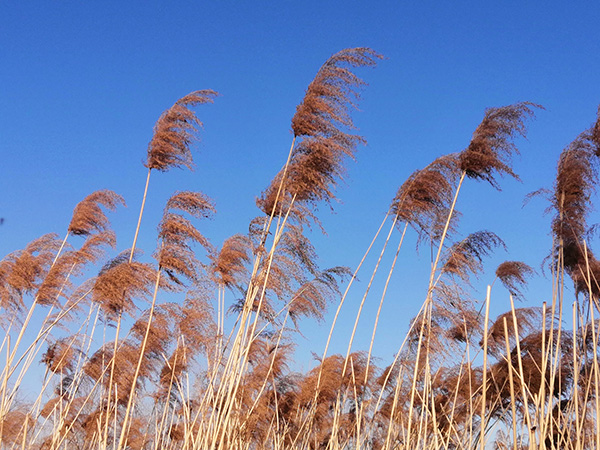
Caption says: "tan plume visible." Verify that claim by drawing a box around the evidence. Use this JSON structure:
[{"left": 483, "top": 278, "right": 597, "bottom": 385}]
[{"left": 146, "top": 90, "right": 218, "bottom": 171}]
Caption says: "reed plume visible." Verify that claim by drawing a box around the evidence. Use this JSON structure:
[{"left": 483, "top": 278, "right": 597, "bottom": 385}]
[
  {"left": 92, "top": 251, "right": 155, "bottom": 319},
  {"left": 459, "top": 102, "right": 541, "bottom": 188},
  {"left": 130, "top": 307, "right": 174, "bottom": 359},
  {"left": 41, "top": 337, "right": 80, "bottom": 373},
  {"left": 441, "top": 231, "right": 506, "bottom": 282},
  {"left": 157, "top": 191, "right": 215, "bottom": 286},
  {"left": 495, "top": 260, "right": 535, "bottom": 300},
  {"left": 258, "top": 48, "right": 382, "bottom": 220},
  {"left": 551, "top": 125, "right": 600, "bottom": 297},
  {"left": 210, "top": 234, "right": 252, "bottom": 289},
  {"left": 485, "top": 307, "right": 546, "bottom": 355},
  {"left": 131, "top": 90, "right": 217, "bottom": 261},
  {"left": 1, "top": 408, "right": 32, "bottom": 446},
  {"left": 146, "top": 90, "right": 218, "bottom": 171},
  {"left": 175, "top": 291, "right": 217, "bottom": 356},
  {"left": 68, "top": 190, "right": 125, "bottom": 236},
  {"left": 0, "top": 234, "right": 61, "bottom": 314},
  {"left": 288, "top": 267, "right": 350, "bottom": 328},
  {"left": 390, "top": 154, "right": 461, "bottom": 240},
  {"left": 37, "top": 231, "right": 116, "bottom": 306}
]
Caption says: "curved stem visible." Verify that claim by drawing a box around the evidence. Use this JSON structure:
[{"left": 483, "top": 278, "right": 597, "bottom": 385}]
[
  {"left": 365, "top": 221, "right": 408, "bottom": 383},
  {"left": 342, "top": 215, "right": 398, "bottom": 377},
  {"left": 130, "top": 168, "right": 152, "bottom": 262},
  {"left": 117, "top": 265, "right": 162, "bottom": 450}
]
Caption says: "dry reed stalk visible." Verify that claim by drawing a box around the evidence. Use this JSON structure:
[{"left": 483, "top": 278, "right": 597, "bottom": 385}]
[
  {"left": 312, "top": 214, "right": 388, "bottom": 402},
  {"left": 479, "top": 286, "right": 492, "bottom": 450},
  {"left": 365, "top": 222, "right": 408, "bottom": 384},
  {"left": 342, "top": 215, "right": 398, "bottom": 376},
  {"left": 509, "top": 297, "right": 536, "bottom": 449}
]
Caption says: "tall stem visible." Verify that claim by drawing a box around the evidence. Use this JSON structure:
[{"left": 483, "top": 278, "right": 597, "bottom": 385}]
[
  {"left": 117, "top": 265, "right": 162, "bottom": 450},
  {"left": 342, "top": 215, "right": 398, "bottom": 377},
  {"left": 365, "top": 221, "right": 408, "bottom": 383},
  {"left": 130, "top": 168, "right": 152, "bottom": 262},
  {"left": 428, "top": 171, "right": 466, "bottom": 296}
]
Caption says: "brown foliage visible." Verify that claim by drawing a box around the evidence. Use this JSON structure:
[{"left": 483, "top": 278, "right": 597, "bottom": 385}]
[
  {"left": 495, "top": 260, "right": 535, "bottom": 300},
  {"left": 430, "top": 364, "right": 482, "bottom": 432},
  {"left": 92, "top": 252, "right": 155, "bottom": 319},
  {"left": 1, "top": 409, "right": 32, "bottom": 445},
  {"left": 125, "top": 417, "right": 151, "bottom": 450},
  {"left": 37, "top": 230, "right": 116, "bottom": 305},
  {"left": 441, "top": 231, "right": 505, "bottom": 282},
  {"left": 84, "top": 342, "right": 153, "bottom": 405},
  {"left": 485, "top": 307, "right": 547, "bottom": 355},
  {"left": 210, "top": 234, "right": 252, "bottom": 288},
  {"left": 176, "top": 291, "right": 217, "bottom": 356},
  {"left": 288, "top": 267, "right": 349, "bottom": 328},
  {"left": 391, "top": 154, "right": 460, "bottom": 240},
  {"left": 146, "top": 90, "right": 218, "bottom": 171},
  {"left": 130, "top": 306, "right": 174, "bottom": 359},
  {"left": 41, "top": 337, "right": 80, "bottom": 373},
  {"left": 157, "top": 342, "right": 189, "bottom": 397},
  {"left": 239, "top": 224, "right": 322, "bottom": 318},
  {"left": 258, "top": 48, "right": 381, "bottom": 220},
  {"left": 68, "top": 190, "right": 125, "bottom": 236},
  {"left": 0, "top": 234, "right": 60, "bottom": 313},
  {"left": 459, "top": 102, "right": 541, "bottom": 188},
  {"left": 487, "top": 329, "right": 572, "bottom": 414},
  {"left": 550, "top": 127, "right": 600, "bottom": 297},
  {"left": 157, "top": 191, "right": 215, "bottom": 286}
]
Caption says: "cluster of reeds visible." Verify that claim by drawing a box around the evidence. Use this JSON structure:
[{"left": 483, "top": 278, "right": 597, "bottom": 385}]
[{"left": 2, "top": 48, "right": 600, "bottom": 450}]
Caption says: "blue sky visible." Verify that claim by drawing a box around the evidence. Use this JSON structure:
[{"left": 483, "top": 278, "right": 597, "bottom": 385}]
[{"left": 2, "top": 1, "right": 600, "bottom": 372}]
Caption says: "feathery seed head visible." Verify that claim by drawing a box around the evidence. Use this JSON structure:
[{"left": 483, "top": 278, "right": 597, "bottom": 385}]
[
  {"left": 459, "top": 102, "right": 541, "bottom": 188},
  {"left": 146, "top": 90, "right": 218, "bottom": 171},
  {"left": 68, "top": 190, "right": 125, "bottom": 236}
]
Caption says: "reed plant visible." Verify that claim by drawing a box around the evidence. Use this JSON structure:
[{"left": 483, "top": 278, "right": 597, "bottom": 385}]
[{"left": 2, "top": 48, "right": 600, "bottom": 450}]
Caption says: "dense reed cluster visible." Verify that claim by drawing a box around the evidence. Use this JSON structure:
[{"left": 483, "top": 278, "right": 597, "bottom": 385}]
[{"left": 3, "top": 47, "right": 600, "bottom": 450}]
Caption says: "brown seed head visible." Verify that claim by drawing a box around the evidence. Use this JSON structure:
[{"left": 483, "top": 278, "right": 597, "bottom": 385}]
[
  {"left": 92, "top": 254, "right": 155, "bottom": 319},
  {"left": 495, "top": 261, "right": 535, "bottom": 300},
  {"left": 258, "top": 48, "right": 381, "bottom": 220},
  {"left": 210, "top": 234, "right": 252, "bottom": 288},
  {"left": 146, "top": 90, "right": 218, "bottom": 171},
  {"left": 459, "top": 102, "right": 541, "bottom": 188},
  {"left": 68, "top": 190, "right": 125, "bottom": 236},
  {"left": 391, "top": 154, "right": 460, "bottom": 240},
  {"left": 441, "top": 231, "right": 506, "bottom": 282}
]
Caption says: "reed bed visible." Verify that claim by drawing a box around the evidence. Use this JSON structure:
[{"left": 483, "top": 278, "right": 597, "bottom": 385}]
[{"left": 2, "top": 47, "right": 600, "bottom": 450}]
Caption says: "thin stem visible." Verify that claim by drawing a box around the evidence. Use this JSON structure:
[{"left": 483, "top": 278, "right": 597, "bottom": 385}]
[{"left": 130, "top": 168, "right": 152, "bottom": 262}]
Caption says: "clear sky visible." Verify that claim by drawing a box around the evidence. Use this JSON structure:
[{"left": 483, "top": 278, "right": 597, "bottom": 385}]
[{"left": 2, "top": 1, "right": 600, "bottom": 373}]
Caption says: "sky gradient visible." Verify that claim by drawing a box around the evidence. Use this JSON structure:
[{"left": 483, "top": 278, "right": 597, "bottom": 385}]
[{"left": 2, "top": 1, "right": 600, "bottom": 372}]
